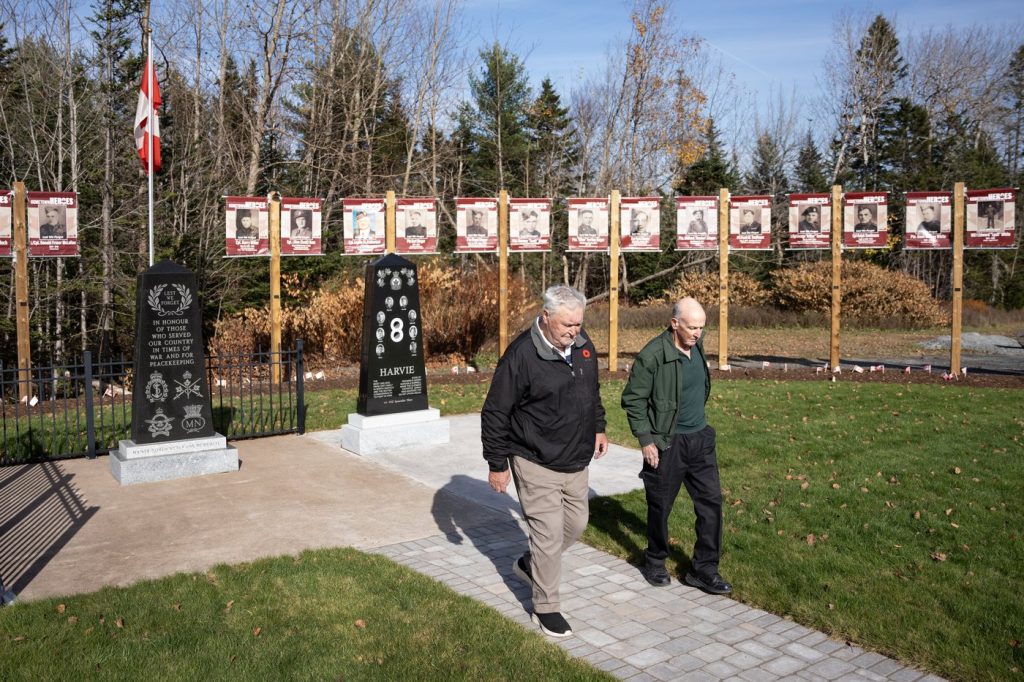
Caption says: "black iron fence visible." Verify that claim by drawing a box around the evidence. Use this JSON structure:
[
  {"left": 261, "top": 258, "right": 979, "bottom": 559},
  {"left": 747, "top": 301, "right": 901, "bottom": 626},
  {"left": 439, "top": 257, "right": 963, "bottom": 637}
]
[{"left": 0, "top": 341, "right": 305, "bottom": 465}]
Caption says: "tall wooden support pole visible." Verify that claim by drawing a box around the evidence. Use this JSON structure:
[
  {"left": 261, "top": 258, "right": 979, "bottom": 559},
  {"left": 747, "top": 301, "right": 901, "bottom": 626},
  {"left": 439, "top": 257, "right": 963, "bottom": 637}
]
[
  {"left": 609, "top": 190, "right": 621, "bottom": 372},
  {"left": 951, "top": 181, "right": 965, "bottom": 375},
  {"left": 717, "top": 188, "right": 729, "bottom": 368},
  {"left": 13, "top": 182, "right": 31, "bottom": 401},
  {"left": 830, "top": 185, "right": 842, "bottom": 370},
  {"left": 498, "top": 190, "right": 509, "bottom": 356},
  {"left": 385, "top": 190, "right": 396, "bottom": 254},
  {"left": 269, "top": 192, "right": 282, "bottom": 384}
]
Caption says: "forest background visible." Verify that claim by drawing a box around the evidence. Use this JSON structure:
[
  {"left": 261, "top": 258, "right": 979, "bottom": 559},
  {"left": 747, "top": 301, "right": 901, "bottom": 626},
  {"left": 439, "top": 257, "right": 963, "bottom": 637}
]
[{"left": 1, "top": 0, "right": 1023, "bottom": 367}]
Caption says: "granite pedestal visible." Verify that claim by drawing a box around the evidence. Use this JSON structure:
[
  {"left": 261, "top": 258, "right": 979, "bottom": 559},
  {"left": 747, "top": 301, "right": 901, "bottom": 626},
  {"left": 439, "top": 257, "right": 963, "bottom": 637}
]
[
  {"left": 110, "top": 434, "right": 239, "bottom": 485},
  {"left": 340, "top": 408, "right": 449, "bottom": 456}
]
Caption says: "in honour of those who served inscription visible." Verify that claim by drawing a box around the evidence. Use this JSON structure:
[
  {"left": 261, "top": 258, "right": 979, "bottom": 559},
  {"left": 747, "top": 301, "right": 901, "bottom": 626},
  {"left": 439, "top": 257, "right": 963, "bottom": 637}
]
[
  {"left": 357, "top": 253, "right": 429, "bottom": 416},
  {"left": 130, "top": 261, "right": 216, "bottom": 444}
]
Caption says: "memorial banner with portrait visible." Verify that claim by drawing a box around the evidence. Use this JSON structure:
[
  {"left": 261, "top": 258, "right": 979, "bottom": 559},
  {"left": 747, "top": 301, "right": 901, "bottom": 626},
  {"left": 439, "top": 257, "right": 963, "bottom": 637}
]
[
  {"left": 29, "top": 191, "right": 79, "bottom": 257},
  {"left": 281, "top": 197, "right": 322, "bottom": 256},
  {"left": 396, "top": 198, "right": 438, "bottom": 254},
  {"left": 729, "top": 195, "right": 771, "bottom": 250},
  {"left": 343, "top": 198, "right": 386, "bottom": 255},
  {"left": 455, "top": 197, "right": 498, "bottom": 252},
  {"left": 620, "top": 197, "right": 660, "bottom": 251},
  {"left": 966, "top": 188, "right": 1016, "bottom": 249},
  {"left": 787, "top": 194, "right": 830, "bottom": 250},
  {"left": 675, "top": 196, "right": 718, "bottom": 250},
  {"left": 567, "top": 197, "right": 609, "bottom": 251},
  {"left": 509, "top": 198, "right": 552, "bottom": 252},
  {"left": 843, "top": 191, "right": 888, "bottom": 249},
  {"left": 225, "top": 196, "right": 269, "bottom": 257},
  {"left": 904, "top": 192, "right": 951, "bottom": 250},
  {"left": 0, "top": 190, "right": 10, "bottom": 257}
]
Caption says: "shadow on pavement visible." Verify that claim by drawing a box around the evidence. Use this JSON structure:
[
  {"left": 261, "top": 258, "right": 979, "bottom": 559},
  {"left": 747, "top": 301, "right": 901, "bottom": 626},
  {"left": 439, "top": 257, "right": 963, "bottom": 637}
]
[
  {"left": 0, "top": 462, "right": 98, "bottom": 600},
  {"left": 431, "top": 475, "right": 532, "bottom": 609}
]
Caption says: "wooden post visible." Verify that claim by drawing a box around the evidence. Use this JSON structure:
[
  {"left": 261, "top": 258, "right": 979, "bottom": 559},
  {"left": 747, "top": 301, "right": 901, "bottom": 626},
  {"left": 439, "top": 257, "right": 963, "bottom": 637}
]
[
  {"left": 269, "top": 192, "right": 282, "bottom": 385},
  {"left": 385, "top": 190, "right": 396, "bottom": 254},
  {"left": 830, "top": 184, "right": 842, "bottom": 370},
  {"left": 13, "top": 182, "right": 31, "bottom": 401},
  {"left": 717, "top": 188, "right": 729, "bottom": 368},
  {"left": 609, "top": 190, "right": 620, "bottom": 372},
  {"left": 498, "top": 190, "right": 509, "bottom": 356},
  {"left": 951, "top": 181, "right": 965, "bottom": 375}
]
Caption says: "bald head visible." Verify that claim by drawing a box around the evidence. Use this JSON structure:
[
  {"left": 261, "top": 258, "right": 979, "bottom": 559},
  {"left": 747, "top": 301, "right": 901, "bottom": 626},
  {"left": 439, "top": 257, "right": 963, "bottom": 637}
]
[
  {"left": 672, "top": 297, "right": 705, "bottom": 322},
  {"left": 670, "top": 297, "right": 706, "bottom": 352}
]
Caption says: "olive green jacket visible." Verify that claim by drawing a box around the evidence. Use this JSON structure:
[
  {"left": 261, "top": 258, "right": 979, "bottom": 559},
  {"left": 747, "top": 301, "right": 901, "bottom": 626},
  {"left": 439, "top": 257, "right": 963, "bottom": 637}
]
[{"left": 620, "top": 329, "right": 711, "bottom": 451}]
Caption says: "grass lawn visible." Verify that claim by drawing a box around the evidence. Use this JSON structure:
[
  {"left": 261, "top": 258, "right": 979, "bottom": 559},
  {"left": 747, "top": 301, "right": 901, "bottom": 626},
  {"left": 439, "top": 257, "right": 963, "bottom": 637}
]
[
  {"left": 0, "top": 548, "right": 608, "bottom": 681},
  {"left": 590, "top": 379, "right": 1024, "bottom": 682},
  {"left": 3, "top": 380, "right": 1020, "bottom": 680},
  {"left": 310, "top": 379, "right": 1023, "bottom": 679}
]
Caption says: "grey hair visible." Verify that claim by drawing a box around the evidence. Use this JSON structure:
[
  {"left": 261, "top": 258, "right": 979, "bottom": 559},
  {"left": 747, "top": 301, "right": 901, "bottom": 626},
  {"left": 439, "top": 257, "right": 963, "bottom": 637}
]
[{"left": 542, "top": 285, "right": 586, "bottom": 314}]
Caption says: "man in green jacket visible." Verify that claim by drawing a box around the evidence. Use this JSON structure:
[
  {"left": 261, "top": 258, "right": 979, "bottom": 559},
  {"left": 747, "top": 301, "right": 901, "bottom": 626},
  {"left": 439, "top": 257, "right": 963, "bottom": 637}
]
[{"left": 621, "top": 297, "right": 732, "bottom": 595}]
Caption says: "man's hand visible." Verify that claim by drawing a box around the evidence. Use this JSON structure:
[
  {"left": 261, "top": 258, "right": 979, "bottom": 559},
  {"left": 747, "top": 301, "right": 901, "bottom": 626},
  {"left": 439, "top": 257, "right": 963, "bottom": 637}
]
[
  {"left": 642, "top": 443, "right": 660, "bottom": 469},
  {"left": 489, "top": 469, "right": 512, "bottom": 493},
  {"left": 594, "top": 433, "right": 609, "bottom": 459}
]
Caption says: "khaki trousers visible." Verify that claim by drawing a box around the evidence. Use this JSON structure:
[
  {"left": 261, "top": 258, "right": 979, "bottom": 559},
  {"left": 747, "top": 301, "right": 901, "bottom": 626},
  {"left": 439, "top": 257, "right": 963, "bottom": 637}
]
[{"left": 511, "top": 456, "right": 589, "bottom": 614}]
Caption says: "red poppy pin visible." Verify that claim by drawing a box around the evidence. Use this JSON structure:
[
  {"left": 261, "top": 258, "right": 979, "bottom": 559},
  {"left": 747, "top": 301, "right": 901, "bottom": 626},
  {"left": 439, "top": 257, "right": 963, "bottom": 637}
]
[{"left": 582, "top": 349, "right": 591, "bottom": 359}]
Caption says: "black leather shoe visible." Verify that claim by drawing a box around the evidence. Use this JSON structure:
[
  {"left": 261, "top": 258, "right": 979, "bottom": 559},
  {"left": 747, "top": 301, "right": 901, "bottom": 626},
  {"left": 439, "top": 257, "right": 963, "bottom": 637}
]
[
  {"left": 640, "top": 562, "right": 671, "bottom": 587},
  {"left": 684, "top": 571, "right": 733, "bottom": 595}
]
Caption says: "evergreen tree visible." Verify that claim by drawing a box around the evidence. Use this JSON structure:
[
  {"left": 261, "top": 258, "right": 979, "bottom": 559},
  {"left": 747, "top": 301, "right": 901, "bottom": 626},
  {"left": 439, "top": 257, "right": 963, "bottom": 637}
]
[
  {"left": 745, "top": 132, "right": 788, "bottom": 195},
  {"left": 794, "top": 130, "right": 828, "bottom": 192},
  {"left": 462, "top": 43, "right": 532, "bottom": 194},
  {"left": 847, "top": 15, "right": 906, "bottom": 190},
  {"left": 674, "top": 119, "right": 738, "bottom": 194},
  {"left": 1002, "top": 44, "right": 1024, "bottom": 181},
  {"left": 526, "top": 78, "right": 578, "bottom": 197}
]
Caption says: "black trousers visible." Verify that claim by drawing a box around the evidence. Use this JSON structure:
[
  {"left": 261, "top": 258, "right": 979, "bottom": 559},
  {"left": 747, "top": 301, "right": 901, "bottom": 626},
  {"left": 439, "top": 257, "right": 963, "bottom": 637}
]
[{"left": 641, "top": 425, "right": 723, "bottom": 576}]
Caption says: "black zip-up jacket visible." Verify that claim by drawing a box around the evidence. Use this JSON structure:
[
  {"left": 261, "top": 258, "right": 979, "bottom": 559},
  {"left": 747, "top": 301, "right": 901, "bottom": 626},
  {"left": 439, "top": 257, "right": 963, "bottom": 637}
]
[{"left": 481, "top": 321, "right": 606, "bottom": 473}]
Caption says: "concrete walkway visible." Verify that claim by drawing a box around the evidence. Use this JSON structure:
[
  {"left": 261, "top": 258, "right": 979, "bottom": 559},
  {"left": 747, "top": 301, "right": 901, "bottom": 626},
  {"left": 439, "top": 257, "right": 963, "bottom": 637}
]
[{"left": 1, "top": 415, "right": 942, "bottom": 681}]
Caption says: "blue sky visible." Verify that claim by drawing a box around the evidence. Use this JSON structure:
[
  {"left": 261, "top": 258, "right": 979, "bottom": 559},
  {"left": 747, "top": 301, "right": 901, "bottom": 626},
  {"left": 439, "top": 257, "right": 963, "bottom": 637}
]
[{"left": 461, "top": 0, "right": 1024, "bottom": 112}]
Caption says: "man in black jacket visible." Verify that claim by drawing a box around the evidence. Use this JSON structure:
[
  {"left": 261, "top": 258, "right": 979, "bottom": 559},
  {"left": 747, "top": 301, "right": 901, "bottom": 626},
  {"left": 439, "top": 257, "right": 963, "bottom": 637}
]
[{"left": 482, "top": 285, "right": 608, "bottom": 638}]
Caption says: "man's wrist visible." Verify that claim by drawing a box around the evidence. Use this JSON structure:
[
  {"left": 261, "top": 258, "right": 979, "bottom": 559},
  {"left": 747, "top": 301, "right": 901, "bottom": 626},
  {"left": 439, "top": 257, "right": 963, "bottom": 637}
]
[{"left": 487, "top": 460, "right": 509, "bottom": 473}]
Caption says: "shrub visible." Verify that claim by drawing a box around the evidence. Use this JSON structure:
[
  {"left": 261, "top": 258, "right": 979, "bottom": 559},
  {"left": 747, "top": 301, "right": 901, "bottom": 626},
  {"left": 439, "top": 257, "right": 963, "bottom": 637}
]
[
  {"left": 772, "top": 261, "right": 948, "bottom": 327},
  {"left": 209, "top": 263, "right": 530, "bottom": 363},
  {"left": 654, "top": 271, "right": 772, "bottom": 308}
]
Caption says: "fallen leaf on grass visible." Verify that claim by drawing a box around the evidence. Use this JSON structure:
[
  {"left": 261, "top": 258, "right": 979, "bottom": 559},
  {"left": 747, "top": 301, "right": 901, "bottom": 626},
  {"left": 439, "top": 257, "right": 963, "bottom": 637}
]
[
  {"left": 116, "top": 618, "right": 124, "bottom": 629},
  {"left": 831, "top": 483, "right": 840, "bottom": 489},
  {"left": 828, "top": 603, "right": 835, "bottom": 610},
  {"left": 953, "top": 467, "right": 962, "bottom": 474},
  {"left": 951, "top": 523, "right": 959, "bottom": 529},
  {"left": 806, "top": 534, "right": 816, "bottom": 546},
  {"left": 945, "top": 508, "right": 953, "bottom": 516},
  {"left": 1010, "top": 639, "right": 1022, "bottom": 649},
  {"left": 930, "top": 552, "right": 947, "bottom": 562},
  {"left": 860, "top": 487, "right": 869, "bottom": 493},
  {"left": 225, "top": 600, "right": 234, "bottom": 613},
  {"left": 354, "top": 619, "right": 366, "bottom": 629},
  {"left": 172, "top": 604, "right": 182, "bottom": 611},
  {"left": 57, "top": 604, "right": 66, "bottom": 614},
  {"left": 13, "top": 636, "right": 26, "bottom": 642},
  {"left": 252, "top": 627, "right": 262, "bottom": 637},
  {"left": 68, "top": 616, "right": 78, "bottom": 625},
  {"left": 800, "top": 481, "right": 809, "bottom": 490},
  {"left": 913, "top": 511, "right": 921, "bottom": 520}
]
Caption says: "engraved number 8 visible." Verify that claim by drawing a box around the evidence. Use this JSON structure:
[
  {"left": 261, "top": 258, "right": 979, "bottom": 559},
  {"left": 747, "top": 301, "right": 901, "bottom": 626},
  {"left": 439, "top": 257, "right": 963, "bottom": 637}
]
[{"left": 390, "top": 317, "right": 404, "bottom": 342}]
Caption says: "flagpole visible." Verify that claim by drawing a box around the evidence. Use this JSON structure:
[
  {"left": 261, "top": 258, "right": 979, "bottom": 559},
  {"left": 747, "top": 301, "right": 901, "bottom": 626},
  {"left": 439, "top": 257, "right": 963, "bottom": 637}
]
[{"left": 147, "top": 30, "right": 154, "bottom": 266}]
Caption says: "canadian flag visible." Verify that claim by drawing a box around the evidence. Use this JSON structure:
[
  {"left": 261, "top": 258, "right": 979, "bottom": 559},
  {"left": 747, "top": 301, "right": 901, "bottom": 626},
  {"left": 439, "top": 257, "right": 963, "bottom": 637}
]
[{"left": 134, "top": 54, "right": 162, "bottom": 174}]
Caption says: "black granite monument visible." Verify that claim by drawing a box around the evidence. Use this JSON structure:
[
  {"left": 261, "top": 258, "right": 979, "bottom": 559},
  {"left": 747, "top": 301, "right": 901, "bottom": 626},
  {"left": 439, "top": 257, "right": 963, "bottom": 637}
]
[
  {"left": 131, "top": 261, "right": 216, "bottom": 444},
  {"left": 357, "top": 254, "right": 429, "bottom": 415}
]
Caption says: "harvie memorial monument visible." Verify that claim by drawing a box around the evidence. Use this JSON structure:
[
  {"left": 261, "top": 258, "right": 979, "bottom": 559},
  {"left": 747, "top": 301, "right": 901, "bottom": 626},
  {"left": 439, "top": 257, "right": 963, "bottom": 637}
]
[{"left": 340, "top": 253, "right": 449, "bottom": 454}]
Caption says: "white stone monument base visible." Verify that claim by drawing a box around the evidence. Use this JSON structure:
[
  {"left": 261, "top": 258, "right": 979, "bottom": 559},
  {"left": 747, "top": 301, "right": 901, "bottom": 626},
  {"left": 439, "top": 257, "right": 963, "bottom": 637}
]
[
  {"left": 340, "top": 407, "right": 449, "bottom": 456},
  {"left": 109, "top": 434, "right": 239, "bottom": 485}
]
